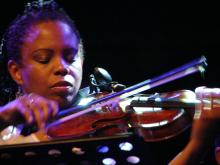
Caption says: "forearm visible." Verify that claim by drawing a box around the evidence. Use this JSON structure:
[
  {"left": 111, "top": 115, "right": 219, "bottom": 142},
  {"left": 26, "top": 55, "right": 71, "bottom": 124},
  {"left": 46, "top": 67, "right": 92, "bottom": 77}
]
[{"left": 169, "top": 140, "right": 208, "bottom": 165}]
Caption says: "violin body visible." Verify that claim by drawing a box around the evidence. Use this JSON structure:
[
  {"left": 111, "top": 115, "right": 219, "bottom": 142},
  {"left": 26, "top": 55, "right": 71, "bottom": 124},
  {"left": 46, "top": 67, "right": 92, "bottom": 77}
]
[
  {"left": 47, "top": 92, "right": 128, "bottom": 139},
  {"left": 46, "top": 90, "right": 195, "bottom": 142},
  {"left": 47, "top": 108, "right": 127, "bottom": 139}
]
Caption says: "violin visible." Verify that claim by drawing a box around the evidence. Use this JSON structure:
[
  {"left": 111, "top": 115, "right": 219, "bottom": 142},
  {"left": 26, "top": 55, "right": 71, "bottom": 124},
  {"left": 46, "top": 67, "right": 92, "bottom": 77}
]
[
  {"left": 44, "top": 90, "right": 195, "bottom": 142},
  {"left": 38, "top": 56, "right": 207, "bottom": 142}
]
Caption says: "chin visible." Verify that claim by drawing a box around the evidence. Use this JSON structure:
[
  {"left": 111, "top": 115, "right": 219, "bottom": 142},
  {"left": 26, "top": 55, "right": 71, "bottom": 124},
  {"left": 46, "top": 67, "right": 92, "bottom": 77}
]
[
  {"left": 47, "top": 93, "right": 76, "bottom": 109},
  {"left": 57, "top": 96, "right": 74, "bottom": 110}
]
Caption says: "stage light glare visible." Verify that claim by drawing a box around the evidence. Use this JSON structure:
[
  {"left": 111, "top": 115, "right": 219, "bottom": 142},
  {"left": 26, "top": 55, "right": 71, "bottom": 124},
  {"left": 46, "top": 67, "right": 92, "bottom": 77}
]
[
  {"left": 97, "top": 145, "right": 109, "bottom": 153},
  {"left": 102, "top": 158, "right": 116, "bottom": 165},
  {"left": 126, "top": 156, "right": 140, "bottom": 164},
  {"left": 119, "top": 142, "right": 133, "bottom": 151}
]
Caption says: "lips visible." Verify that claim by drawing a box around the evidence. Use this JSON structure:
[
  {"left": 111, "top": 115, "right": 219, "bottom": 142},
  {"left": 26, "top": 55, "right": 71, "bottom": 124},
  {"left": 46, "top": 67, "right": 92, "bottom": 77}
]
[{"left": 50, "top": 81, "right": 73, "bottom": 88}]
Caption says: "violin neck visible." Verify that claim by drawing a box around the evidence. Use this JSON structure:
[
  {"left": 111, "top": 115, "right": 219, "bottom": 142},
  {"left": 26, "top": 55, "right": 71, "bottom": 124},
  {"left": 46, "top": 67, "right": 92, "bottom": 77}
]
[{"left": 130, "top": 98, "right": 196, "bottom": 109}]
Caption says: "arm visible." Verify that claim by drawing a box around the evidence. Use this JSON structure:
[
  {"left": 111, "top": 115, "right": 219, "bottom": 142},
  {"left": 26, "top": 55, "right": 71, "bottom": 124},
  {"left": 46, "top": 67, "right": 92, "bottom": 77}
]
[
  {"left": 170, "top": 87, "right": 220, "bottom": 164},
  {"left": 170, "top": 126, "right": 211, "bottom": 165}
]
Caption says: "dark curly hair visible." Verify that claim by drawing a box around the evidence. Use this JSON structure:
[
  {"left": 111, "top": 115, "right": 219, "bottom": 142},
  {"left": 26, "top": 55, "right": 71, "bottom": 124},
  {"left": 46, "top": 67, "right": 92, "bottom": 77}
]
[{"left": 0, "top": 0, "right": 83, "bottom": 104}]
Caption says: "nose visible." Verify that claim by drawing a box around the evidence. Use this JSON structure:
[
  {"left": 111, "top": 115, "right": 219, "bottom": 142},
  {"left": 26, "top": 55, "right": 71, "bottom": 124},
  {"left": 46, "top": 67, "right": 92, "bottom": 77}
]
[{"left": 54, "top": 57, "right": 69, "bottom": 76}]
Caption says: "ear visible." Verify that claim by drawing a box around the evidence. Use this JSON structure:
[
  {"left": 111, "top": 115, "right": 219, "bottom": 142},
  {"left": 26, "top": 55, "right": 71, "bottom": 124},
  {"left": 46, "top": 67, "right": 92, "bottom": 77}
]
[{"left": 8, "top": 60, "right": 23, "bottom": 85}]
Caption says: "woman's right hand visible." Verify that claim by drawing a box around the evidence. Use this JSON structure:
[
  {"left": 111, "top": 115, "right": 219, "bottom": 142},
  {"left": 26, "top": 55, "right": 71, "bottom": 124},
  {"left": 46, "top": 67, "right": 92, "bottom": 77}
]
[{"left": 0, "top": 93, "right": 58, "bottom": 131}]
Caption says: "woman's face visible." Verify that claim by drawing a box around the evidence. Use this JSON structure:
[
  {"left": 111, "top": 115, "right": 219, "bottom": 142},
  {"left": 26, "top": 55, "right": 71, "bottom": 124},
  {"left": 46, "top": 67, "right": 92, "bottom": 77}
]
[{"left": 15, "top": 21, "right": 83, "bottom": 109}]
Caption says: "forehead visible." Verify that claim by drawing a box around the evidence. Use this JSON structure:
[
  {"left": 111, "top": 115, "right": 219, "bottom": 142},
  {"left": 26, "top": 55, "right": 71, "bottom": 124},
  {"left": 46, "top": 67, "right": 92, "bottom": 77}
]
[{"left": 24, "top": 20, "right": 78, "bottom": 45}]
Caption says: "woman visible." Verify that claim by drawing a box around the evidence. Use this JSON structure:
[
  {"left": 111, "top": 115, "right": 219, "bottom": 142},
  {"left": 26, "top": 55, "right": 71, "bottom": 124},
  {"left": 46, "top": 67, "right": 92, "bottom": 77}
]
[{"left": 0, "top": 0, "right": 84, "bottom": 143}]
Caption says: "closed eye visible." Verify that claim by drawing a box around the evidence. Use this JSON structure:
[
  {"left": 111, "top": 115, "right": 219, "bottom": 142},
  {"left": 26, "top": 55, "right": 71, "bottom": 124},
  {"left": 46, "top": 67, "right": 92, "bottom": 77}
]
[
  {"left": 32, "top": 49, "right": 53, "bottom": 64},
  {"left": 63, "top": 48, "right": 78, "bottom": 63}
]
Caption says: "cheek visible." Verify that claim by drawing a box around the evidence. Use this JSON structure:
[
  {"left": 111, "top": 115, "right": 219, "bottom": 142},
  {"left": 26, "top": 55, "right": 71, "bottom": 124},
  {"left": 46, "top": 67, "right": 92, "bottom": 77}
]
[
  {"left": 72, "top": 59, "right": 83, "bottom": 78},
  {"left": 21, "top": 67, "right": 48, "bottom": 91},
  {"left": 69, "top": 60, "right": 83, "bottom": 87},
  {"left": 21, "top": 67, "right": 34, "bottom": 83}
]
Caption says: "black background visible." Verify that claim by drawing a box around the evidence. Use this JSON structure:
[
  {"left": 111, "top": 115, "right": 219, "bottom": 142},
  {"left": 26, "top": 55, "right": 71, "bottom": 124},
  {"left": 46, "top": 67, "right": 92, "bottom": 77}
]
[
  {"left": 0, "top": 1, "right": 219, "bottom": 164},
  {"left": 1, "top": 1, "right": 220, "bottom": 93}
]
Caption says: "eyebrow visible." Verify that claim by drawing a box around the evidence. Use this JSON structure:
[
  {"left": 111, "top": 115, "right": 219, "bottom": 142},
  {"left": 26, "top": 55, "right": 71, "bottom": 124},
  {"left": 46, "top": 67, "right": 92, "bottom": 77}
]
[{"left": 31, "top": 48, "right": 54, "bottom": 55}]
